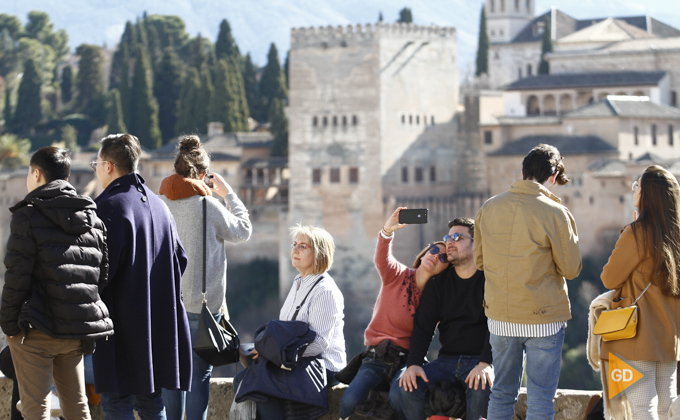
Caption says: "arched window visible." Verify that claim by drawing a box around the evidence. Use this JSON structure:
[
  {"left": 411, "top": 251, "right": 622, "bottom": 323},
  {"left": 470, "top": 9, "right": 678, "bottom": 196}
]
[
  {"left": 490, "top": 0, "right": 495, "bottom": 13},
  {"left": 526, "top": 0, "right": 531, "bottom": 11},
  {"left": 634, "top": 126, "right": 639, "bottom": 145},
  {"left": 409, "top": 115, "right": 413, "bottom": 125},
  {"left": 352, "top": 115, "right": 358, "bottom": 125},
  {"left": 313, "top": 116, "right": 318, "bottom": 127},
  {"left": 401, "top": 115, "right": 405, "bottom": 124},
  {"left": 515, "top": 0, "right": 520, "bottom": 11},
  {"left": 322, "top": 116, "right": 328, "bottom": 126},
  {"left": 559, "top": 94, "right": 572, "bottom": 114},
  {"left": 416, "top": 115, "right": 420, "bottom": 125},
  {"left": 652, "top": 124, "right": 657, "bottom": 146},
  {"left": 332, "top": 116, "right": 338, "bottom": 126},
  {"left": 526, "top": 95, "right": 540, "bottom": 116},
  {"left": 500, "top": 0, "right": 505, "bottom": 12},
  {"left": 431, "top": 116, "right": 435, "bottom": 125},
  {"left": 543, "top": 95, "right": 556, "bottom": 116},
  {"left": 342, "top": 116, "right": 347, "bottom": 126},
  {"left": 526, "top": 63, "right": 532, "bottom": 76}
]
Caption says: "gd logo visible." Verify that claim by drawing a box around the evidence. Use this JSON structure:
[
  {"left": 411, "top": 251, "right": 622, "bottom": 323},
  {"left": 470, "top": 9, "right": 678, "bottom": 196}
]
[{"left": 608, "top": 353, "right": 644, "bottom": 399}]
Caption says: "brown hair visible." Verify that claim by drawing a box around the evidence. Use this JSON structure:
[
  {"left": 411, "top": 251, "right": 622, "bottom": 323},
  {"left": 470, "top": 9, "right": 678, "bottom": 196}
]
[
  {"left": 632, "top": 165, "right": 680, "bottom": 297},
  {"left": 448, "top": 217, "right": 475, "bottom": 237},
  {"left": 522, "top": 144, "right": 570, "bottom": 186},
  {"left": 289, "top": 224, "right": 335, "bottom": 274},
  {"left": 175, "top": 135, "right": 210, "bottom": 179},
  {"left": 100, "top": 133, "right": 141, "bottom": 174},
  {"left": 412, "top": 241, "right": 447, "bottom": 269}
]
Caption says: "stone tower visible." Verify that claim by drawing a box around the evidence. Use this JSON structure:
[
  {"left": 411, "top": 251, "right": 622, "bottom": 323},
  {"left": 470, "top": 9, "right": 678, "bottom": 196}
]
[
  {"left": 486, "top": 0, "right": 535, "bottom": 44},
  {"left": 283, "top": 23, "right": 460, "bottom": 350}
]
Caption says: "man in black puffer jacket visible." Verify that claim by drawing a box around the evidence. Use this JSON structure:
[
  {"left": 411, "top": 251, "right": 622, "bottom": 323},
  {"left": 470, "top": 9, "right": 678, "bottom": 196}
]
[{"left": 1, "top": 147, "right": 113, "bottom": 420}]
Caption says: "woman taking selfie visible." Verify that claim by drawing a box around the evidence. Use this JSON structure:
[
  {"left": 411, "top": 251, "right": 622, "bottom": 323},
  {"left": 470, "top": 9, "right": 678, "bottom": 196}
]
[
  {"left": 600, "top": 165, "right": 680, "bottom": 420},
  {"left": 159, "top": 135, "right": 252, "bottom": 420},
  {"left": 338, "top": 207, "right": 450, "bottom": 419}
]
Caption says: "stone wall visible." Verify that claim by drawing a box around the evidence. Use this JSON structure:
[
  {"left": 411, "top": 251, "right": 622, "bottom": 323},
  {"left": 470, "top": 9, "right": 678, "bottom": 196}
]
[{"left": 20, "top": 378, "right": 601, "bottom": 420}]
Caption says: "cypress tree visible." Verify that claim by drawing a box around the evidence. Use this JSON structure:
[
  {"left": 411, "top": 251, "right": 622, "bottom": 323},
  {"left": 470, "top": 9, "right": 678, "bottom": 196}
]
[
  {"left": 13, "top": 58, "right": 42, "bottom": 133},
  {"left": 61, "top": 65, "right": 73, "bottom": 103},
  {"left": 268, "top": 98, "right": 288, "bottom": 157},
  {"left": 242, "top": 53, "right": 259, "bottom": 122},
  {"left": 75, "top": 44, "right": 104, "bottom": 113},
  {"left": 210, "top": 58, "right": 249, "bottom": 133},
  {"left": 109, "top": 21, "right": 137, "bottom": 89},
  {"left": 475, "top": 6, "right": 489, "bottom": 76},
  {"left": 119, "top": 44, "right": 131, "bottom": 132},
  {"left": 283, "top": 50, "right": 290, "bottom": 90},
  {"left": 259, "top": 43, "right": 287, "bottom": 121},
  {"left": 379, "top": 11, "right": 384, "bottom": 22},
  {"left": 105, "top": 88, "right": 127, "bottom": 135},
  {"left": 130, "top": 44, "right": 161, "bottom": 148},
  {"left": 154, "top": 48, "right": 183, "bottom": 142},
  {"left": 538, "top": 16, "right": 553, "bottom": 75},
  {"left": 397, "top": 8, "right": 413, "bottom": 23},
  {"left": 4, "top": 86, "right": 12, "bottom": 132},
  {"left": 215, "top": 19, "right": 240, "bottom": 61},
  {"left": 175, "top": 68, "right": 201, "bottom": 135},
  {"left": 195, "top": 66, "right": 213, "bottom": 134}
]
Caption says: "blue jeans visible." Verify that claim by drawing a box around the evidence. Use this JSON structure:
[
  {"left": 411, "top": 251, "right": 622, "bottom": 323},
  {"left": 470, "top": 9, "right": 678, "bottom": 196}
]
[
  {"left": 487, "top": 326, "right": 565, "bottom": 420},
  {"left": 339, "top": 358, "right": 405, "bottom": 418},
  {"left": 163, "top": 312, "right": 221, "bottom": 420},
  {"left": 100, "top": 390, "right": 166, "bottom": 420},
  {"left": 390, "top": 355, "right": 490, "bottom": 420}
]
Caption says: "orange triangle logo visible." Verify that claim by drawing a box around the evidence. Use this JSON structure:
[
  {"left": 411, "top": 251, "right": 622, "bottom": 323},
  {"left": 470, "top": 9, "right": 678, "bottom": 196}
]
[{"left": 609, "top": 353, "right": 644, "bottom": 399}]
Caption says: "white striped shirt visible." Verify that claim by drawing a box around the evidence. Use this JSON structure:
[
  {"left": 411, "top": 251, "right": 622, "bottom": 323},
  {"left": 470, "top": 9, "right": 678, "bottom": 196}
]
[
  {"left": 280, "top": 273, "right": 347, "bottom": 373},
  {"left": 488, "top": 319, "right": 567, "bottom": 338}
]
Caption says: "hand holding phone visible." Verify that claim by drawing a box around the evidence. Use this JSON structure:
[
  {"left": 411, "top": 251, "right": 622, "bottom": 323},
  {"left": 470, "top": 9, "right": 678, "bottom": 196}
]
[
  {"left": 398, "top": 208, "right": 428, "bottom": 224},
  {"left": 204, "top": 174, "right": 214, "bottom": 188}
]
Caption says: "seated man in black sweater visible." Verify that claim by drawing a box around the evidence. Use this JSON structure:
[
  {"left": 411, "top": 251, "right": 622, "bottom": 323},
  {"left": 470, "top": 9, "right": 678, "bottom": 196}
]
[{"left": 389, "top": 217, "right": 492, "bottom": 420}]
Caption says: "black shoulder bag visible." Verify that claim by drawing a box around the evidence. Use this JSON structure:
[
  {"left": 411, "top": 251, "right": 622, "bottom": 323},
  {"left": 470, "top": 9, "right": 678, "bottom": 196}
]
[{"left": 193, "top": 197, "right": 240, "bottom": 366}]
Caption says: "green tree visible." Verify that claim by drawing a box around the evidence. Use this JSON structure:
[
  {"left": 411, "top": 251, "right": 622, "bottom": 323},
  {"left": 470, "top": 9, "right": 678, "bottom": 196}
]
[
  {"left": 397, "top": 7, "right": 413, "bottom": 23},
  {"left": 242, "top": 53, "right": 259, "bottom": 122},
  {"left": 60, "top": 124, "right": 79, "bottom": 153},
  {"left": 119, "top": 43, "right": 131, "bottom": 131},
  {"left": 13, "top": 58, "right": 42, "bottom": 133},
  {"left": 24, "top": 11, "right": 52, "bottom": 41},
  {"left": 75, "top": 44, "right": 103, "bottom": 112},
  {"left": 109, "top": 21, "right": 136, "bottom": 90},
  {"left": 175, "top": 67, "right": 201, "bottom": 134},
  {"left": 259, "top": 43, "right": 287, "bottom": 121},
  {"left": 379, "top": 11, "right": 384, "bottom": 22},
  {"left": 0, "top": 14, "right": 22, "bottom": 40},
  {"left": 105, "top": 88, "right": 127, "bottom": 135},
  {"left": 210, "top": 58, "right": 249, "bottom": 133},
  {"left": 15, "top": 37, "right": 56, "bottom": 85},
  {"left": 0, "top": 133, "right": 31, "bottom": 169},
  {"left": 215, "top": 19, "right": 241, "bottom": 62},
  {"left": 475, "top": 5, "right": 489, "bottom": 76},
  {"left": 3, "top": 86, "right": 13, "bottom": 131},
  {"left": 154, "top": 47, "right": 183, "bottom": 142},
  {"left": 61, "top": 64, "right": 73, "bottom": 103},
  {"left": 196, "top": 66, "right": 213, "bottom": 133},
  {"left": 268, "top": 98, "right": 287, "bottom": 157},
  {"left": 129, "top": 44, "right": 161, "bottom": 148},
  {"left": 283, "top": 49, "right": 289, "bottom": 90},
  {"left": 538, "top": 17, "right": 553, "bottom": 75},
  {"left": 144, "top": 15, "right": 188, "bottom": 51}
]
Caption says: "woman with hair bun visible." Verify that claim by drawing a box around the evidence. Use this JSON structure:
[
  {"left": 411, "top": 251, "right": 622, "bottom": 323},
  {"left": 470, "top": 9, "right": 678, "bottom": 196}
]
[{"left": 159, "top": 135, "right": 252, "bottom": 420}]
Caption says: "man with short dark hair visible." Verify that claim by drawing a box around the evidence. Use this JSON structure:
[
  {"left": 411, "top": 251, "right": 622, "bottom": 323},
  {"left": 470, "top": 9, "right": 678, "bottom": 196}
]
[
  {"left": 474, "top": 144, "right": 582, "bottom": 420},
  {"left": 390, "top": 217, "right": 492, "bottom": 420},
  {"left": 92, "top": 134, "right": 192, "bottom": 419},
  {"left": 1, "top": 146, "right": 113, "bottom": 419}
]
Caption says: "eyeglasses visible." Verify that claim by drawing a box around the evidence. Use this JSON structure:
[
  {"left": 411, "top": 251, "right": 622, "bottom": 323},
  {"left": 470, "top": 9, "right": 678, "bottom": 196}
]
[
  {"left": 444, "top": 232, "right": 473, "bottom": 243},
  {"left": 291, "top": 242, "right": 311, "bottom": 251},
  {"left": 632, "top": 180, "right": 639, "bottom": 192},
  {"left": 428, "top": 245, "right": 448, "bottom": 263},
  {"left": 90, "top": 160, "right": 115, "bottom": 171}
]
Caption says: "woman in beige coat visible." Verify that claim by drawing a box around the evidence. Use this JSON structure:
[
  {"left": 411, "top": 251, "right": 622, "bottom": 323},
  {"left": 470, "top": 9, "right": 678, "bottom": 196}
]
[{"left": 601, "top": 165, "right": 680, "bottom": 420}]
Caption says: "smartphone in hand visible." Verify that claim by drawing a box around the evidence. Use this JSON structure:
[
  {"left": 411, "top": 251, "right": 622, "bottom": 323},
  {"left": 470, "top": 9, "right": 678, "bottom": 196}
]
[
  {"left": 398, "top": 208, "right": 428, "bottom": 224},
  {"left": 204, "top": 174, "right": 214, "bottom": 188}
]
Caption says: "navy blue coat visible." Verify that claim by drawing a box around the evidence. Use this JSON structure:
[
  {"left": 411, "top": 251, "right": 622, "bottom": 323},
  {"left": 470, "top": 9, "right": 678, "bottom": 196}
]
[{"left": 92, "top": 173, "right": 192, "bottom": 395}]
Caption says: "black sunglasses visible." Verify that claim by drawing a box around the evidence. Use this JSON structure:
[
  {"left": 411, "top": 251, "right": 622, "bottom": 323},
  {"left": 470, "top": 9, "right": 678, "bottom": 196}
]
[{"left": 428, "top": 245, "right": 448, "bottom": 263}]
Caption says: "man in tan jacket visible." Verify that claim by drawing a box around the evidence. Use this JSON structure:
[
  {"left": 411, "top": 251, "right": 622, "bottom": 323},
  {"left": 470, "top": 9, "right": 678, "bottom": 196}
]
[{"left": 474, "top": 144, "right": 582, "bottom": 420}]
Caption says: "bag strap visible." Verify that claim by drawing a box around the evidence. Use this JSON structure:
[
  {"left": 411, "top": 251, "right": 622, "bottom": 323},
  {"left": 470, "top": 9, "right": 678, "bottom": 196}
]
[
  {"left": 202, "top": 197, "right": 207, "bottom": 297},
  {"left": 632, "top": 282, "right": 652, "bottom": 305},
  {"left": 291, "top": 276, "right": 324, "bottom": 321}
]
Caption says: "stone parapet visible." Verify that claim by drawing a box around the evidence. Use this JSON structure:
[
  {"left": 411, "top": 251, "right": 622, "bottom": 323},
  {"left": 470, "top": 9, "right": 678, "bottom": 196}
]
[
  {"left": 4, "top": 377, "right": 600, "bottom": 420},
  {"left": 291, "top": 23, "right": 456, "bottom": 48}
]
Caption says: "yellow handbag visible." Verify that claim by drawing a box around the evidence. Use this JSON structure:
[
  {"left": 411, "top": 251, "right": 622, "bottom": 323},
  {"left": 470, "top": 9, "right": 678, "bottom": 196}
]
[{"left": 593, "top": 283, "right": 651, "bottom": 342}]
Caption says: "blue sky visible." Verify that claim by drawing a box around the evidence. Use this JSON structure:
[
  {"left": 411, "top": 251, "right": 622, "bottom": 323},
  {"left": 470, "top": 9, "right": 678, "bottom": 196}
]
[{"left": 3, "top": 0, "right": 679, "bottom": 73}]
